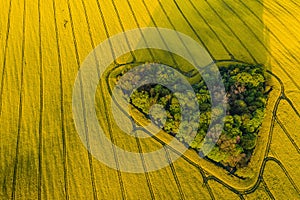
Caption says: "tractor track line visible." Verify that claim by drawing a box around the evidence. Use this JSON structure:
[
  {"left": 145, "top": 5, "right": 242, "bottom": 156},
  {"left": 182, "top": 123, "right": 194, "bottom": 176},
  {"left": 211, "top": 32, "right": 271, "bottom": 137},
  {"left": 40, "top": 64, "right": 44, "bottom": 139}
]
[
  {"left": 198, "top": 167, "right": 215, "bottom": 200},
  {"left": 38, "top": 0, "right": 44, "bottom": 198},
  {"left": 52, "top": 0, "right": 69, "bottom": 198},
  {"left": 273, "top": 0, "right": 300, "bottom": 25},
  {"left": 220, "top": 0, "right": 271, "bottom": 64},
  {"left": 11, "top": 0, "right": 26, "bottom": 199},
  {"left": 267, "top": 71, "right": 300, "bottom": 156},
  {"left": 164, "top": 147, "right": 185, "bottom": 200},
  {"left": 95, "top": 0, "right": 134, "bottom": 66},
  {"left": 79, "top": 0, "right": 102, "bottom": 198},
  {"left": 261, "top": 178, "right": 275, "bottom": 200},
  {"left": 0, "top": 0, "right": 13, "bottom": 114},
  {"left": 133, "top": 130, "right": 156, "bottom": 199},
  {"left": 222, "top": 0, "right": 299, "bottom": 69},
  {"left": 204, "top": 182, "right": 215, "bottom": 200},
  {"left": 284, "top": 97, "right": 300, "bottom": 118},
  {"left": 290, "top": 0, "right": 300, "bottom": 11},
  {"left": 275, "top": 117, "right": 300, "bottom": 154}
]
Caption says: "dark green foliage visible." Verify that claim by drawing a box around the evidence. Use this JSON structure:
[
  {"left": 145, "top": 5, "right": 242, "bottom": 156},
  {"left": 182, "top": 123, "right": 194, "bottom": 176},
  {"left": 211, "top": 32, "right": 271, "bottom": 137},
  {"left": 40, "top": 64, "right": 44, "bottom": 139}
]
[
  {"left": 130, "top": 90, "right": 151, "bottom": 113},
  {"left": 124, "top": 63, "right": 267, "bottom": 169}
]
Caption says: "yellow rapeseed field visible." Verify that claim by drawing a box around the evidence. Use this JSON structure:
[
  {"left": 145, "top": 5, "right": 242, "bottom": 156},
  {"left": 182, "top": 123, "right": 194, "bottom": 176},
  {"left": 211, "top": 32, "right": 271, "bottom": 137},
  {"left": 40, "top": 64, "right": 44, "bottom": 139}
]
[{"left": 0, "top": 0, "right": 299, "bottom": 199}]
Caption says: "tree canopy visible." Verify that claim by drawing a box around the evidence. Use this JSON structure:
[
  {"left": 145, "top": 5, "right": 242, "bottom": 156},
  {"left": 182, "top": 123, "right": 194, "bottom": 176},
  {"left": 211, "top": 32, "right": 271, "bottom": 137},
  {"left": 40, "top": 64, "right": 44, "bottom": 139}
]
[{"left": 121, "top": 63, "right": 267, "bottom": 169}]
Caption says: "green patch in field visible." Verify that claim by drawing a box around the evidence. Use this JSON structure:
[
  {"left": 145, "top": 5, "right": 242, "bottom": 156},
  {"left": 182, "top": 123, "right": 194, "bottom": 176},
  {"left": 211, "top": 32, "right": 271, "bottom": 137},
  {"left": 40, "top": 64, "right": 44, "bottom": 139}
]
[{"left": 115, "top": 62, "right": 268, "bottom": 171}]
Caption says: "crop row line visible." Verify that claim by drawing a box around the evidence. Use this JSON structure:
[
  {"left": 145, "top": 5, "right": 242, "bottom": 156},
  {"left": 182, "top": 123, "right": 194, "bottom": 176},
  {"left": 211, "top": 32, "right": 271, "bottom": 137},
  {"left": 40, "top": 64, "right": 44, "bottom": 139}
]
[
  {"left": 275, "top": 116, "right": 300, "bottom": 154},
  {"left": 11, "top": 0, "right": 26, "bottom": 199},
  {"left": 38, "top": 0, "right": 44, "bottom": 198},
  {"left": 273, "top": 0, "right": 300, "bottom": 25},
  {"left": 0, "top": 0, "right": 13, "bottom": 114},
  {"left": 52, "top": 0, "right": 69, "bottom": 198},
  {"left": 290, "top": 0, "right": 300, "bottom": 9},
  {"left": 261, "top": 178, "right": 275, "bottom": 200}
]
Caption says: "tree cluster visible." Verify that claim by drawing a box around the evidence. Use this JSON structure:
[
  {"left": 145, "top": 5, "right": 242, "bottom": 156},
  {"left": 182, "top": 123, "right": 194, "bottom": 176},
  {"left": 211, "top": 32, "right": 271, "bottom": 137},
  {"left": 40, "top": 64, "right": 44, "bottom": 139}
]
[{"left": 120, "top": 63, "right": 267, "bottom": 169}]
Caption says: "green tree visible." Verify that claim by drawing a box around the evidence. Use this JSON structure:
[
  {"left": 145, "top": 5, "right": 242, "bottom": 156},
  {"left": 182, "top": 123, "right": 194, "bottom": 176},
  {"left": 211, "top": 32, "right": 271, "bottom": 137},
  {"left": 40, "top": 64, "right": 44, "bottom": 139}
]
[
  {"left": 207, "top": 146, "right": 228, "bottom": 162},
  {"left": 233, "top": 115, "right": 242, "bottom": 127},
  {"left": 241, "top": 133, "right": 257, "bottom": 150},
  {"left": 169, "top": 97, "right": 181, "bottom": 115},
  {"left": 232, "top": 100, "right": 248, "bottom": 114},
  {"left": 131, "top": 90, "right": 151, "bottom": 113}
]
